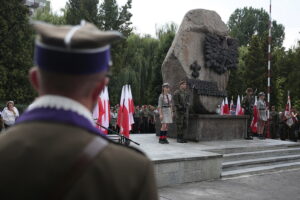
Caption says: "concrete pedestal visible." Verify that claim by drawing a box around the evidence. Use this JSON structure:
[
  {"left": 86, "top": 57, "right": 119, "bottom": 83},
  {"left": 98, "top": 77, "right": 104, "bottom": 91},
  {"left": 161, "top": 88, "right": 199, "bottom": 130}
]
[{"left": 156, "top": 114, "right": 248, "bottom": 141}]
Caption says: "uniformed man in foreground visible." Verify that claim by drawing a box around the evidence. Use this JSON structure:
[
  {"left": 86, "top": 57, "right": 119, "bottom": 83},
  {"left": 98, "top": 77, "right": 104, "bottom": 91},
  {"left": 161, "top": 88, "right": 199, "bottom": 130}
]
[
  {"left": 242, "top": 88, "right": 255, "bottom": 140},
  {"left": 173, "top": 80, "right": 190, "bottom": 143},
  {"left": 0, "top": 21, "right": 158, "bottom": 200}
]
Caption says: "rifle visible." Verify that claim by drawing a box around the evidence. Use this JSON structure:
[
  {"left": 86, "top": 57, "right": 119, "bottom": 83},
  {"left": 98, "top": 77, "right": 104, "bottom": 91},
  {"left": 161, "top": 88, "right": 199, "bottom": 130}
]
[{"left": 96, "top": 123, "right": 140, "bottom": 146}]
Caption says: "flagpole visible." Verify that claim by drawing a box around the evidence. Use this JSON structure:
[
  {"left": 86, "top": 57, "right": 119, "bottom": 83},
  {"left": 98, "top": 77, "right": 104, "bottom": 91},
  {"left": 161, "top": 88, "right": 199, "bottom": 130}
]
[{"left": 267, "top": 0, "right": 272, "bottom": 138}]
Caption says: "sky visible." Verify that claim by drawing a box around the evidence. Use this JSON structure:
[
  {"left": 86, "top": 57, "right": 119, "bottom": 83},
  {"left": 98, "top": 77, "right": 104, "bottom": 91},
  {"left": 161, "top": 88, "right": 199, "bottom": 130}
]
[{"left": 50, "top": 0, "right": 300, "bottom": 49}]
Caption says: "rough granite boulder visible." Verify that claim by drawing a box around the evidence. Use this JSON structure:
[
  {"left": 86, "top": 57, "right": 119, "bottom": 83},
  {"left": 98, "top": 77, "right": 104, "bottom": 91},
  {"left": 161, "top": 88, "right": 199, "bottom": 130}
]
[{"left": 162, "top": 9, "right": 238, "bottom": 114}]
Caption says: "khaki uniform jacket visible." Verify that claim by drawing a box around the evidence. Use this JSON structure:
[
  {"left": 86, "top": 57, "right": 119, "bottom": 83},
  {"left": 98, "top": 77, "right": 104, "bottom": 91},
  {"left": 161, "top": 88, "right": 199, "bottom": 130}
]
[{"left": 0, "top": 121, "right": 158, "bottom": 200}]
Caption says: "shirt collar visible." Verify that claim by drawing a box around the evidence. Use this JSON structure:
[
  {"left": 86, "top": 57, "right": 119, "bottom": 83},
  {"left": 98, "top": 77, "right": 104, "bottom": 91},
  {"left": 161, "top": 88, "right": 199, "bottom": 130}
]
[{"left": 27, "top": 95, "right": 94, "bottom": 124}]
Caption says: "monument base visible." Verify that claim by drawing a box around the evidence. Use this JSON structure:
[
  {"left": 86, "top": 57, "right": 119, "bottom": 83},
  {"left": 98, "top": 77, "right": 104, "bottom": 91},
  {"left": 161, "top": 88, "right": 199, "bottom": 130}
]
[{"left": 156, "top": 114, "right": 248, "bottom": 141}]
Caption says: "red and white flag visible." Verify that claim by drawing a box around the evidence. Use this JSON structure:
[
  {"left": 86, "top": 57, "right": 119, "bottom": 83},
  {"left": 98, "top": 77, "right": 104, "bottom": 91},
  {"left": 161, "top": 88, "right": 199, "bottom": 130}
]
[
  {"left": 220, "top": 99, "right": 225, "bottom": 115},
  {"left": 117, "top": 85, "right": 130, "bottom": 138},
  {"left": 92, "top": 86, "right": 110, "bottom": 134},
  {"left": 251, "top": 96, "right": 258, "bottom": 133},
  {"left": 236, "top": 95, "right": 244, "bottom": 115},
  {"left": 223, "top": 97, "right": 230, "bottom": 115},
  {"left": 128, "top": 85, "right": 135, "bottom": 130}
]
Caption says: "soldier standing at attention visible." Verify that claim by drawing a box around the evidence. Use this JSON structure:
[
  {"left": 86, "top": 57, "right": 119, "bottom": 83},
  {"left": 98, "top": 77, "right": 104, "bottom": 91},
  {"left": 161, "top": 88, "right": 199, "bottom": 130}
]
[
  {"left": 173, "top": 80, "right": 190, "bottom": 143},
  {"left": 242, "top": 88, "right": 255, "bottom": 140},
  {"left": 0, "top": 21, "right": 158, "bottom": 200},
  {"left": 270, "top": 105, "right": 279, "bottom": 139},
  {"left": 157, "top": 83, "right": 173, "bottom": 144}
]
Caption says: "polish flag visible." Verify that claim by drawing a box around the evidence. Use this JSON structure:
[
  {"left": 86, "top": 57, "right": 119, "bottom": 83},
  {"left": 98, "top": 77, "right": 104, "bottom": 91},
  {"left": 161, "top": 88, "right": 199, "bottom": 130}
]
[
  {"left": 223, "top": 97, "right": 230, "bottom": 115},
  {"left": 128, "top": 85, "right": 135, "bottom": 130},
  {"left": 236, "top": 95, "right": 244, "bottom": 115},
  {"left": 92, "top": 87, "right": 110, "bottom": 134},
  {"left": 220, "top": 99, "right": 225, "bottom": 115},
  {"left": 117, "top": 85, "right": 130, "bottom": 138},
  {"left": 251, "top": 96, "right": 258, "bottom": 133}
]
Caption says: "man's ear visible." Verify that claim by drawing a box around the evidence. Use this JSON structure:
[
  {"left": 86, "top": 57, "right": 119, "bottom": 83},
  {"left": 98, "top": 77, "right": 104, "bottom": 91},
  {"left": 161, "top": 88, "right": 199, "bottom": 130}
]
[{"left": 29, "top": 67, "right": 41, "bottom": 93}]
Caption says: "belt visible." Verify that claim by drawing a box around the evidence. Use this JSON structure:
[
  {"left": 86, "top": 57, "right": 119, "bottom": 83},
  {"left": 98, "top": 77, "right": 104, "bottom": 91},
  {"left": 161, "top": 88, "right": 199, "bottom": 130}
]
[{"left": 162, "top": 106, "right": 170, "bottom": 108}]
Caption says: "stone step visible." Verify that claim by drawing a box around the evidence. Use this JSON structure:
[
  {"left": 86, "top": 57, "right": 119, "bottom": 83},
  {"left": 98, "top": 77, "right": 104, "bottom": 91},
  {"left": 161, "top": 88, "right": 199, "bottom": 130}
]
[
  {"left": 222, "top": 161, "right": 300, "bottom": 178},
  {"left": 223, "top": 148, "right": 300, "bottom": 161},
  {"left": 223, "top": 154, "right": 300, "bottom": 170},
  {"left": 209, "top": 142, "right": 300, "bottom": 154}
]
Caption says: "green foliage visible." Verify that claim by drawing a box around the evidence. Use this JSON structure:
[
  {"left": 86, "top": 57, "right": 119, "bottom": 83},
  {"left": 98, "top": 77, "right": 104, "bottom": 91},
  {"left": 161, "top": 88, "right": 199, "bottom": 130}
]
[
  {"left": 66, "top": 0, "right": 100, "bottom": 25},
  {"left": 33, "top": 4, "right": 66, "bottom": 25},
  {"left": 0, "top": 0, "right": 36, "bottom": 104},
  {"left": 228, "top": 7, "right": 285, "bottom": 47}
]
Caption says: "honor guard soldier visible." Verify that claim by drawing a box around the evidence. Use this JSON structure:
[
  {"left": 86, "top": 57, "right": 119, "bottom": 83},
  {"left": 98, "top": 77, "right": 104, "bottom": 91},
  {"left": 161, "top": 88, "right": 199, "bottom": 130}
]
[
  {"left": 173, "top": 80, "right": 190, "bottom": 143},
  {"left": 0, "top": 21, "right": 158, "bottom": 200},
  {"left": 242, "top": 88, "right": 255, "bottom": 140}
]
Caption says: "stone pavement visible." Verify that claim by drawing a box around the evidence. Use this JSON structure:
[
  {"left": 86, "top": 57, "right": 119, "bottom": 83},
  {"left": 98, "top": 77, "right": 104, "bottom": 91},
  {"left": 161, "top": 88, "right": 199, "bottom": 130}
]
[
  {"left": 130, "top": 134, "right": 297, "bottom": 160},
  {"left": 159, "top": 169, "right": 300, "bottom": 200}
]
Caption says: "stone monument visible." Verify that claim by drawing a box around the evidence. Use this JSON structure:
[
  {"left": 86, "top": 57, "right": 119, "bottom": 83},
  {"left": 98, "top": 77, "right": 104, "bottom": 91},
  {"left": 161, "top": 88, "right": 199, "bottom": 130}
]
[{"left": 161, "top": 9, "right": 248, "bottom": 141}]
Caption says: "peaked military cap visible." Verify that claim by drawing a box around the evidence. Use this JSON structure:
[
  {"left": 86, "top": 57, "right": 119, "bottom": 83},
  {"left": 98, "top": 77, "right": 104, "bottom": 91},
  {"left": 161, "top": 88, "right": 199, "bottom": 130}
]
[
  {"left": 33, "top": 20, "right": 123, "bottom": 74},
  {"left": 162, "top": 82, "right": 170, "bottom": 87}
]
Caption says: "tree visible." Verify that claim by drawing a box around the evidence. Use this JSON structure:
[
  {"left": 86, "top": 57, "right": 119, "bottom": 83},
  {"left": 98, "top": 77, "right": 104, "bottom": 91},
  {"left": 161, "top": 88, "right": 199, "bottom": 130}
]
[
  {"left": 33, "top": 2, "right": 66, "bottom": 25},
  {"left": 228, "top": 7, "right": 285, "bottom": 47},
  {"left": 148, "top": 23, "right": 177, "bottom": 105},
  {"left": 0, "top": 0, "right": 36, "bottom": 104},
  {"left": 65, "top": 0, "right": 99, "bottom": 25}
]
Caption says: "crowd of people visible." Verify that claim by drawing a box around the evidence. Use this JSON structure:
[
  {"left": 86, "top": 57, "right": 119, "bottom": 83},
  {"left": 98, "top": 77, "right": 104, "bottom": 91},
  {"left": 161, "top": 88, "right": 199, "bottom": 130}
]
[
  {"left": 109, "top": 104, "right": 159, "bottom": 134},
  {"left": 241, "top": 88, "right": 299, "bottom": 142}
]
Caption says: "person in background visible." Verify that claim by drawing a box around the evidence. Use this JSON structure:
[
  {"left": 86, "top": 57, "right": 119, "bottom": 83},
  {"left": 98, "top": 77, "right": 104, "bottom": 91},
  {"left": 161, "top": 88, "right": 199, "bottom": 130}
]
[
  {"left": 2, "top": 101, "right": 19, "bottom": 129},
  {"left": 269, "top": 106, "right": 279, "bottom": 139},
  {"left": 157, "top": 83, "right": 173, "bottom": 144},
  {"left": 110, "top": 107, "right": 118, "bottom": 132},
  {"left": 148, "top": 105, "right": 156, "bottom": 134},
  {"left": 133, "top": 106, "right": 141, "bottom": 133},
  {"left": 257, "top": 92, "right": 267, "bottom": 139},
  {"left": 242, "top": 88, "right": 255, "bottom": 140},
  {"left": 141, "top": 105, "right": 149, "bottom": 133}
]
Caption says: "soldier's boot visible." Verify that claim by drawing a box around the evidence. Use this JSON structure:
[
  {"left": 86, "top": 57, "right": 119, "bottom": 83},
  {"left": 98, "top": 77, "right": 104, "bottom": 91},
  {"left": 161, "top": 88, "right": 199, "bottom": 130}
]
[
  {"left": 177, "top": 135, "right": 185, "bottom": 143},
  {"left": 159, "top": 131, "right": 164, "bottom": 144},
  {"left": 163, "top": 131, "right": 169, "bottom": 144},
  {"left": 245, "top": 129, "right": 253, "bottom": 140}
]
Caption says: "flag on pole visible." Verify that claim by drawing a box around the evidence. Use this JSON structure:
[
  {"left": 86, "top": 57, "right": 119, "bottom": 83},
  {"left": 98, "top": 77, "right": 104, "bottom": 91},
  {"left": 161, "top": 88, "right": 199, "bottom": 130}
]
[
  {"left": 92, "top": 86, "right": 110, "bottom": 134},
  {"left": 117, "top": 85, "right": 130, "bottom": 138},
  {"left": 220, "top": 99, "right": 225, "bottom": 115},
  {"left": 223, "top": 97, "right": 230, "bottom": 115},
  {"left": 128, "top": 85, "right": 135, "bottom": 130},
  {"left": 251, "top": 96, "right": 258, "bottom": 133},
  {"left": 236, "top": 95, "right": 244, "bottom": 115}
]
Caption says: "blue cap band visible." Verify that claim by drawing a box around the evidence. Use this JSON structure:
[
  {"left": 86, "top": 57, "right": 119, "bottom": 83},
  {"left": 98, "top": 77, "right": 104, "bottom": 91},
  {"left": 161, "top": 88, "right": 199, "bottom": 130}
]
[{"left": 34, "top": 41, "right": 111, "bottom": 74}]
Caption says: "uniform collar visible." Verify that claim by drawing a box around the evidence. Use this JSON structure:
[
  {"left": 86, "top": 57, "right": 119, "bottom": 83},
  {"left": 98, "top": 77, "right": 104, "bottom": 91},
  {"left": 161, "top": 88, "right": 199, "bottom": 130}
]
[{"left": 27, "top": 95, "right": 94, "bottom": 124}]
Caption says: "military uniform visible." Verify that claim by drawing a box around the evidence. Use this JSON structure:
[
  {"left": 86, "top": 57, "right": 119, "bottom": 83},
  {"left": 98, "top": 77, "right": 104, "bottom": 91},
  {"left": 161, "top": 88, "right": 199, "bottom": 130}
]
[
  {"left": 173, "top": 86, "right": 190, "bottom": 143},
  {"left": 242, "top": 94, "right": 255, "bottom": 139},
  {"left": 0, "top": 22, "right": 158, "bottom": 200},
  {"left": 270, "top": 110, "right": 279, "bottom": 139},
  {"left": 141, "top": 107, "right": 149, "bottom": 133}
]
